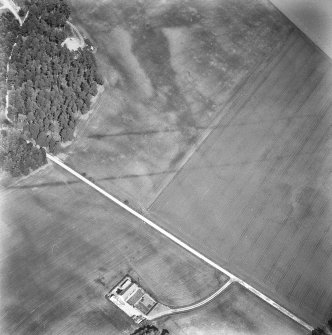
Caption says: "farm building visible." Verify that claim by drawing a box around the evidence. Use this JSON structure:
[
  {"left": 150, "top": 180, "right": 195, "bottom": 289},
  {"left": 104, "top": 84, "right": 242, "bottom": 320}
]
[{"left": 105, "top": 276, "right": 157, "bottom": 323}]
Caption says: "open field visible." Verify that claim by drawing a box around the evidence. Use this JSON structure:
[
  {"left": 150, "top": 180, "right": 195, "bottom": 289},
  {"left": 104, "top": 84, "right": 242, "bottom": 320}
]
[
  {"left": 46, "top": 153, "right": 312, "bottom": 330},
  {"left": 0, "top": 164, "right": 226, "bottom": 335},
  {"left": 63, "top": 0, "right": 293, "bottom": 207},
  {"left": 150, "top": 27, "right": 332, "bottom": 326},
  {"left": 270, "top": 0, "right": 332, "bottom": 59},
  {"left": 157, "top": 283, "right": 309, "bottom": 335}
]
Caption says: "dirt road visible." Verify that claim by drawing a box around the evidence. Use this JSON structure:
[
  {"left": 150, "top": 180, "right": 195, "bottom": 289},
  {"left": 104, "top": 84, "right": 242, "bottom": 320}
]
[{"left": 0, "top": 0, "right": 22, "bottom": 25}]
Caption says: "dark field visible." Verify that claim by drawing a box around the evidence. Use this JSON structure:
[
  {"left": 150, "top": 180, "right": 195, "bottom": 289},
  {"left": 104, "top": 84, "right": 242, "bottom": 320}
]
[
  {"left": 158, "top": 283, "right": 308, "bottom": 335},
  {"left": 64, "top": 0, "right": 292, "bottom": 207},
  {"left": 150, "top": 27, "right": 332, "bottom": 325},
  {"left": 0, "top": 164, "right": 226, "bottom": 334}
]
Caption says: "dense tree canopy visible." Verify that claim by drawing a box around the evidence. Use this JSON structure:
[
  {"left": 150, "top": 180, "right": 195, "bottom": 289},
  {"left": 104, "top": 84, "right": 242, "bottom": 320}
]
[
  {"left": 7, "top": 0, "right": 103, "bottom": 152},
  {"left": 1, "top": 0, "right": 103, "bottom": 177},
  {"left": 130, "top": 325, "right": 169, "bottom": 335},
  {"left": 0, "top": 129, "right": 46, "bottom": 177},
  {"left": 0, "top": 12, "right": 20, "bottom": 113}
]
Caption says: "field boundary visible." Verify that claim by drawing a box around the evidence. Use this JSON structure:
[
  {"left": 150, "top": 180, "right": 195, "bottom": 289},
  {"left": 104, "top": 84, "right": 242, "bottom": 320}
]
[
  {"left": 268, "top": 0, "right": 332, "bottom": 64},
  {"left": 47, "top": 153, "right": 313, "bottom": 332},
  {"left": 146, "top": 31, "right": 298, "bottom": 210}
]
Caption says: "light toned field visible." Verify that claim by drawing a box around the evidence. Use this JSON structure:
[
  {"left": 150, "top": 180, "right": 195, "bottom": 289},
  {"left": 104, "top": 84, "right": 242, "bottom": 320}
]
[
  {"left": 63, "top": 0, "right": 292, "bottom": 207},
  {"left": 0, "top": 164, "right": 226, "bottom": 335},
  {"left": 157, "top": 283, "right": 308, "bottom": 335},
  {"left": 150, "top": 27, "right": 332, "bottom": 326},
  {"left": 270, "top": 0, "right": 332, "bottom": 59}
]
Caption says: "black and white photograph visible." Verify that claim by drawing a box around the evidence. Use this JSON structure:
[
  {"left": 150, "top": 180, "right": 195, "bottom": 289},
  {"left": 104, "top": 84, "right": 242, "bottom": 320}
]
[{"left": 1, "top": 0, "right": 332, "bottom": 334}]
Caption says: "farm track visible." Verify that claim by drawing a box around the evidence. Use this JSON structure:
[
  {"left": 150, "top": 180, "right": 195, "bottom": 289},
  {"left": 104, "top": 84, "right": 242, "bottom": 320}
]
[
  {"left": 46, "top": 153, "right": 313, "bottom": 331},
  {"left": 67, "top": 21, "right": 85, "bottom": 48},
  {"left": 3, "top": 0, "right": 29, "bottom": 121},
  {"left": 147, "top": 279, "right": 234, "bottom": 320},
  {"left": 1, "top": 163, "right": 230, "bottom": 334}
]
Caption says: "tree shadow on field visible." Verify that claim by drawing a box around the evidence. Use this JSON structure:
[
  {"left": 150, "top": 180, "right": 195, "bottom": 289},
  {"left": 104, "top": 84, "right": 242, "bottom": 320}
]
[
  {"left": 6, "top": 169, "right": 176, "bottom": 190},
  {"left": 88, "top": 128, "right": 181, "bottom": 139}
]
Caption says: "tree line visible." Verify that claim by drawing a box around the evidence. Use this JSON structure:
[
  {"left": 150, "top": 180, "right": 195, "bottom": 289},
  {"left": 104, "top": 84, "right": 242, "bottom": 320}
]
[
  {"left": 0, "top": 10, "right": 47, "bottom": 176},
  {"left": 130, "top": 325, "right": 169, "bottom": 335},
  {"left": 0, "top": 11, "right": 19, "bottom": 113},
  {"left": 0, "top": 128, "right": 46, "bottom": 177}
]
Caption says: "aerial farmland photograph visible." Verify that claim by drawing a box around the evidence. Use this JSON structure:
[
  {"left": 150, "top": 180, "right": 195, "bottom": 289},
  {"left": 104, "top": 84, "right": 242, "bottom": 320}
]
[{"left": 1, "top": 0, "right": 332, "bottom": 334}]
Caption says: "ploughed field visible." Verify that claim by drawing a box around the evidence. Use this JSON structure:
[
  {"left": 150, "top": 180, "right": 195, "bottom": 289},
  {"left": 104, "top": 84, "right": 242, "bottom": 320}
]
[
  {"left": 0, "top": 165, "right": 227, "bottom": 335},
  {"left": 150, "top": 27, "right": 332, "bottom": 326},
  {"left": 63, "top": 0, "right": 332, "bottom": 327},
  {"left": 157, "top": 283, "right": 308, "bottom": 335},
  {"left": 65, "top": 0, "right": 292, "bottom": 207}
]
